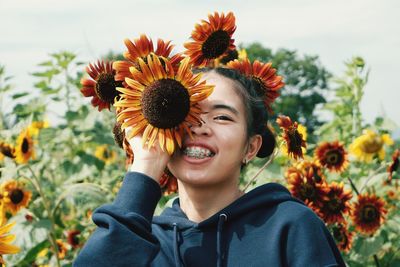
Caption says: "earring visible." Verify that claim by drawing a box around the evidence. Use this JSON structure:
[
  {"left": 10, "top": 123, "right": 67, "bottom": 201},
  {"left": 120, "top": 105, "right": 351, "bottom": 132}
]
[{"left": 242, "top": 158, "right": 248, "bottom": 165}]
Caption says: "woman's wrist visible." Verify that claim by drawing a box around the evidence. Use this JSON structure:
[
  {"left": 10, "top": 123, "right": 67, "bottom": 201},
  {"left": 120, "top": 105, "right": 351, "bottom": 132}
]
[{"left": 129, "top": 160, "right": 163, "bottom": 183}]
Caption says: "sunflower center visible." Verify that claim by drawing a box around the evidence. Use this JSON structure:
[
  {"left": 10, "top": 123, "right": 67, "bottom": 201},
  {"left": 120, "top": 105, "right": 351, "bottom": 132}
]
[
  {"left": 325, "top": 150, "right": 342, "bottom": 165},
  {"left": 361, "top": 204, "right": 378, "bottom": 222},
  {"left": 361, "top": 137, "right": 383, "bottom": 154},
  {"left": 10, "top": 189, "right": 24, "bottom": 204},
  {"left": 22, "top": 138, "right": 29, "bottom": 153},
  {"left": 201, "top": 30, "right": 230, "bottom": 59},
  {"left": 288, "top": 128, "right": 304, "bottom": 154},
  {"left": 327, "top": 196, "right": 341, "bottom": 212},
  {"left": 103, "top": 149, "right": 110, "bottom": 159},
  {"left": 332, "top": 227, "right": 344, "bottom": 242},
  {"left": 299, "top": 183, "right": 315, "bottom": 199},
  {"left": 95, "top": 73, "right": 122, "bottom": 104},
  {"left": 141, "top": 79, "right": 190, "bottom": 129},
  {"left": 0, "top": 145, "right": 15, "bottom": 158}
]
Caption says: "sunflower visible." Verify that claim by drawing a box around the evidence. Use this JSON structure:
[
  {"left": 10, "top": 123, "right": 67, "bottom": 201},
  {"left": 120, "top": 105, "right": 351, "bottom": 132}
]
[
  {"left": 318, "top": 182, "right": 352, "bottom": 225},
  {"left": 94, "top": 145, "right": 117, "bottom": 165},
  {"left": 56, "top": 239, "right": 68, "bottom": 260},
  {"left": 276, "top": 115, "right": 307, "bottom": 160},
  {"left": 387, "top": 149, "right": 399, "bottom": 183},
  {"left": 349, "top": 129, "right": 394, "bottom": 162},
  {"left": 331, "top": 224, "right": 353, "bottom": 253},
  {"left": 0, "top": 142, "right": 15, "bottom": 159},
  {"left": 159, "top": 169, "right": 178, "bottom": 196},
  {"left": 314, "top": 141, "right": 348, "bottom": 173},
  {"left": 184, "top": 12, "right": 236, "bottom": 67},
  {"left": 0, "top": 221, "right": 20, "bottom": 265},
  {"left": 114, "top": 34, "right": 182, "bottom": 83},
  {"left": 285, "top": 162, "right": 329, "bottom": 211},
  {"left": 14, "top": 128, "right": 35, "bottom": 164},
  {"left": 112, "top": 121, "right": 125, "bottom": 149},
  {"left": 114, "top": 54, "right": 214, "bottom": 155},
  {"left": 351, "top": 193, "right": 387, "bottom": 235},
  {"left": 28, "top": 120, "right": 49, "bottom": 136},
  {"left": 81, "top": 60, "right": 122, "bottom": 111},
  {"left": 66, "top": 230, "right": 81, "bottom": 249},
  {"left": 227, "top": 58, "right": 284, "bottom": 112},
  {"left": 1, "top": 180, "right": 32, "bottom": 215}
]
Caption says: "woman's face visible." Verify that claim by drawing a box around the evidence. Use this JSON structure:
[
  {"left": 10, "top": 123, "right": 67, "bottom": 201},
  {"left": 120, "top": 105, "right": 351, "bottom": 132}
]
[{"left": 168, "top": 71, "right": 256, "bottom": 187}]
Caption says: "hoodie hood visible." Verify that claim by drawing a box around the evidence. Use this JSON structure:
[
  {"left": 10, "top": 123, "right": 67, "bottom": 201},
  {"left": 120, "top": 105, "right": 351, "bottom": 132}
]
[{"left": 153, "top": 182, "right": 300, "bottom": 229}]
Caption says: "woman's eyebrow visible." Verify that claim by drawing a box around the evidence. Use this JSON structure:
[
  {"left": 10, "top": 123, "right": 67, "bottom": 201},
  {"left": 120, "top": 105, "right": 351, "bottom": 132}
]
[{"left": 210, "top": 104, "right": 239, "bottom": 115}]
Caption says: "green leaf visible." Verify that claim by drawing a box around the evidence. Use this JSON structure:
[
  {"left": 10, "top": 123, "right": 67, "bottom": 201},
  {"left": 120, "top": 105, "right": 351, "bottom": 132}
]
[
  {"left": 12, "top": 92, "right": 29, "bottom": 99},
  {"left": 358, "top": 235, "right": 384, "bottom": 257},
  {"left": 16, "top": 239, "right": 50, "bottom": 266}
]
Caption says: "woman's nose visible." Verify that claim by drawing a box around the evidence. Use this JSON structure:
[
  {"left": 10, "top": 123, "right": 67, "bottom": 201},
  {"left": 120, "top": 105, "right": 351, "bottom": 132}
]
[{"left": 190, "top": 120, "right": 212, "bottom": 136}]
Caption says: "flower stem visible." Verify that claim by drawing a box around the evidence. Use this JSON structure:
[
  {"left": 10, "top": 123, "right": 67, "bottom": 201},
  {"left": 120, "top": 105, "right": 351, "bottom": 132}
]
[
  {"left": 347, "top": 176, "right": 360, "bottom": 196},
  {"left": 243, "top": 149, "right": 277, "bottom": 192},
  {"left": 26, "top": 165, "right": 61, "bottom": 267},
  {"left": 373, "top": 254, "right": 380, "bottom": 267}
]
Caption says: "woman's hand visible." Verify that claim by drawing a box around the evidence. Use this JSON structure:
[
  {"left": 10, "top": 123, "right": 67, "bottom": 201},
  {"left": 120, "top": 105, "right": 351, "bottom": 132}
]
[{"left": 125, "top": 127, "right": 171, "bottom": 183}]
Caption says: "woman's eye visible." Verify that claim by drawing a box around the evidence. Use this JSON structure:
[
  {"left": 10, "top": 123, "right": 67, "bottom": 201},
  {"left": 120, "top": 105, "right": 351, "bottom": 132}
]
[{"left": 214, "top": 115, "right": 232, "bottom": 121}]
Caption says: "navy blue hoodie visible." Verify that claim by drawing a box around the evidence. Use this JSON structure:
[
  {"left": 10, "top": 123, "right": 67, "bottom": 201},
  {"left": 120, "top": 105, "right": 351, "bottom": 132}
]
[{"left": 74, "top": 172, "right": 346, "bottom": 267}]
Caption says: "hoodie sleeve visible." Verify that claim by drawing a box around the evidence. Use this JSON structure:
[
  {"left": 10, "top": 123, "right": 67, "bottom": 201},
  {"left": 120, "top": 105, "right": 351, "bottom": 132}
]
[
  {"left": 284, "top": 207, "right": 346, "bottom": 267},
  {"left": 74, "top": 172, "right": 162, "bottom": 267}
]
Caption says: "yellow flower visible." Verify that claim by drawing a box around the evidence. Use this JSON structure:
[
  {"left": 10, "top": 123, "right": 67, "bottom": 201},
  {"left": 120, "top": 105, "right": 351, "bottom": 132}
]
[
  {"left": 238, "top": 48, "right": 247, "bottom": 61},
  {"left": 349, "top": 129, "right": 394, "bottom": 162},
  {"left": 1, "top": 180, "right": 32, "bottom": 215},
  {"left": 14, "top": 128, "right": 35, "bottom": 164},
  {"left": 94, "top": 145, "right": 117, "bottom": 165},
  {"left": 277, "top": 117, "right": 307, "bottom": 160},
  {"left": 28, "top": 120, "right": 49, "bottom": 136},
  {"left": 0, "top": 221, "right": 20, "bottom": 265}
]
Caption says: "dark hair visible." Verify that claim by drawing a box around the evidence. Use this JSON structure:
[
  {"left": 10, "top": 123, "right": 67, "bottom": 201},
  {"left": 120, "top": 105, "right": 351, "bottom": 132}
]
[{"left": 194, "top": 67, "right": 275, "bottom": 158}]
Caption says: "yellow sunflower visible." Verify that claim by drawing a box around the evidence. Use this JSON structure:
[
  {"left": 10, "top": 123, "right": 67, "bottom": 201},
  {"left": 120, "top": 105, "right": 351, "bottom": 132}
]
[
  {"left": 227, "top": 58, "right": 285, "bottom": 112},
  {"left": 114, "top": 54, "right": 214, "bottom": 155},
  {"left": 349, "top": 129, "right": 394, "bottom": 162},
  {"left": 81, "top": 60, "right": 122, "bottom": 111},
  {"left": 314, "top": 141, "right": 348, "bottom": 173},
  {"left": 28, "top": 120, "right": 49, "bottom": 136},
  {"left": 277, "top": 116, "right": 307, "bottom": 160},
  {"left": 1, "top": 180, "right": 32, "bottom": 215},
  {"left": 94, "top": 145, "right": 117, "bottom": 165},
  {"left": 0, "top": 142, "right": 16, "bottom": 160},
  {"left": 14, "top": 128, "right": 35, "bottom": 164},
  {"left": 0, "top": 221, "right": 20, "bottom": 265},
  {"left": 184, "top": 12, "right": 236, "bottom": 67}
]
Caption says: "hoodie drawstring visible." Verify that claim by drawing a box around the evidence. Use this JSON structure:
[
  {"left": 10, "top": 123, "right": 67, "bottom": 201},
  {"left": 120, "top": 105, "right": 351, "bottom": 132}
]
[
  {"left": 173, "top": 223, "right": 182, "bottom": 267},
  {"left": 217, "top": 213, "right": 227, "bottom": 267}
]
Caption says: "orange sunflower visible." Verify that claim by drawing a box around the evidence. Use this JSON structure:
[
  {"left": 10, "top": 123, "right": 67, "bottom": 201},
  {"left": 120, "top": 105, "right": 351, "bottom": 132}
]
[
  {"left": 331, "top": 224, "right": 353, "bottom": 253},
  {"left": 112, "top": 121, "right": 125, "bottom": 149},
  {"left": 387, "top": 149, "right": 399, "bottom": 183},
  {"left": 184, "top": 12, "right": 236, "bottom": 67},
  {"left": 56, "top": 239, "right": 69, "bottom": 259},
  {"left": 159, "top": 169, "right": 178, "bottom": 196},
  {"left": 114, "top": 34, "right": 182, "bottom": 83},
  {"left": 227, "top": 58, "right": 284, "bottom": 112},
  {"left": 276, "top": 115, "right": 306, "bottom": 160},
  {"left": 314, "top": 141, "right": 348, "bottom": 173},
  {"left": 351, "top": 193, "right": 387, "bottom": 235},
  {"left": 285, "top": 162, "right": 329, "bottom": 211},
  {"left": 114, "top": 54, "right": 214, "bottom": 155},
  {"left": 1, "top": 180, "right": 32, "bottom": 215},
  {"left": 0, "top": 142, "right": 15, "bottom": 160},
  {"left": 14, "top": 129, "right": 35, "bottom": 164},
  {"left": 318, "top": 182, "right": 353, "bottom": 225},
  {"left": 80, "top": 60, "right": 122, "bottom": 111}
]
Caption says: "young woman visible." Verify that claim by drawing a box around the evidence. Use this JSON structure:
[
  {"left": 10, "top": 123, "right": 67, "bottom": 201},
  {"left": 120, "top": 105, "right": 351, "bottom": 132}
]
[{"left": 74, "top": 68, "right": 346, "bottom": 267}]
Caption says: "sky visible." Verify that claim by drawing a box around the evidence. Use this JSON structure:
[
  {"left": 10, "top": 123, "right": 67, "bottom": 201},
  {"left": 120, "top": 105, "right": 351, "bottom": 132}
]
[{"left": 1, "top": 0, "right": 399, "bottom": 129}]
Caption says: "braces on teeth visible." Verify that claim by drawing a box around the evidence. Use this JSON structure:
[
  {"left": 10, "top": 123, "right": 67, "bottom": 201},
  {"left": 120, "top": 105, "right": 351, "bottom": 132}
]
[{"left": 184, "top": 147, "right": 215, "bottom": 158}]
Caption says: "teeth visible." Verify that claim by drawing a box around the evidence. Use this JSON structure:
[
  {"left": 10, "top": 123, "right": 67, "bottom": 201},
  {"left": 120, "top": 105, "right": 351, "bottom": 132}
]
[{"left": 183, "top": 146, "right": 215, "bottom": 159}]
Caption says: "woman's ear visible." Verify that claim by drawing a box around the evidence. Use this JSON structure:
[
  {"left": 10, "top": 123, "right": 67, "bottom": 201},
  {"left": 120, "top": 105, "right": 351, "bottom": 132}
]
[{"left": 245, "top": 134, "right": 263, "bottom": 161}]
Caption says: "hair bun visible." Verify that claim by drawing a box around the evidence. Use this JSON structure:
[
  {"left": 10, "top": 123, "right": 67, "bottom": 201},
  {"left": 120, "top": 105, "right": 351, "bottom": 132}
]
[{"left": 257, "top": 127, "right": 275, "bottom": 158}]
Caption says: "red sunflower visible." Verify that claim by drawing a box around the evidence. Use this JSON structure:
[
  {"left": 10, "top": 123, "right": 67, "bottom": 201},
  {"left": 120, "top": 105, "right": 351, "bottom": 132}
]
[
  {"left": 387, "top": 149, "right": 399, "bottom": 183},
  {"left": 318, "top": 182, "right": 353, "bottom": 225},
  {"left": 285, "top": 163, "right": 329, "bottom": 211},
  {"left": 80, "top": 61, "right": 122, "bottom": 111},
  {"left": 66, "top": 230, "right": 81, "bottom": 249},
  {"left": 0, "top": 142, "right": 15, "bottom": 159},
  {"left": 331, "top": 224, "right": 353, "bottom": 253},
  {"left": 276, "top": 115, "right": 307, "bottom": 160},
  {"left": 184, "top": 12, "right": 236, "bottom": 67},
  {"left": 113, "top": 34, "right": 182, "bottom": 83},
  {"left": 315, "top": 141, "right": 348, "bottom": 173},
  {"left": 159, "top": 169, "right": 178, "bottom": 196},
  {"left": 227, "top": 58, "right": 284, "bottom": 112},
  {"left": 351, "top": 193, "right": 387, "bottom": 235}
]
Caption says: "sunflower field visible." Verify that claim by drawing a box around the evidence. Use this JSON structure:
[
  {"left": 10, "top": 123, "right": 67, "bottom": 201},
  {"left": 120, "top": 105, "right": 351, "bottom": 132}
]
[{"left": 0, "top": 34, "right": 399, "bottom": 267}]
